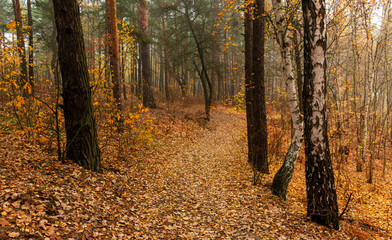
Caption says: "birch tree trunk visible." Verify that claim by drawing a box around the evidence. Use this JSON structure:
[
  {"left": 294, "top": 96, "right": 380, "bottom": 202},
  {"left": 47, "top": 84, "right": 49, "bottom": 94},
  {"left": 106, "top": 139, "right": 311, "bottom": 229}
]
[
  {"left": 302, "top": 0, "right": 339, "bottom": 229},
  {"left": 271, "top": 0, "right": 304, "bottom": 201},
  {"left": 293, "top": 28, "right": 303, "bottom": 113}
]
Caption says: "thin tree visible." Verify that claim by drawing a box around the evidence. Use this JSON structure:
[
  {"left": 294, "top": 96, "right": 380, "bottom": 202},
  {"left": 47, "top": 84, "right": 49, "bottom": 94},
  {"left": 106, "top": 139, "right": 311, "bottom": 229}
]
[
  {"left": 161, "top": 0, "right": 170, "bottom": 101},
  {"left": 12, "top": 0, "right": 28, "bottom": 93},
  {"left": 271, "top": 0, "right": 303, "bottom": 200},
  {"left": 138, "top": 0, "right": 156, "bottom": 108},
  {"left": 244, "top": 0, "right": 254, "bottom": 167},
  {"left": 182, "top": 0, "right": 214, "bottom": 121},
  {"left": 52, "top": 0, "right": 101, "bottom": 172},
  {"left": 213, "top": 0, "right": 222, "bottom": 100},
  {"left": 302, "top": 0, "right": 339, "bottom": 229},
  {"left": 27, "top": 0, "right": 34, "bottom": 92},
  {"left": 106, "top": 0, "right": 123, "bottom": 120}
]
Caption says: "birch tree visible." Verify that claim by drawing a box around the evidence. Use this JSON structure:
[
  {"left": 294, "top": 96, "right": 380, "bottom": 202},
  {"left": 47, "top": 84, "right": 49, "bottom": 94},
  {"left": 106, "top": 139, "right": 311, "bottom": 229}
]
[
  {"left": 302, "top": 0, "right": 339, "bottom": 229},
  {"left": 270, "top": 0, "right": 303, "bottom": 201}
]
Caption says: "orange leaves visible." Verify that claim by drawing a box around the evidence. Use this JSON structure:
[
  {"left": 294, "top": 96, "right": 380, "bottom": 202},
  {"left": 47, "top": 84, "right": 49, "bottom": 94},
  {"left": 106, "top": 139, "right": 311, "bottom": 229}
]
[
  {"left": 6, "top": 21, "right": 16, "bottom": 30},
  {"left": 0, "top": 218, "right": 10, "bottom": 227},
  {"left": 0, "top": 103, "right": 390, "bottom": 238}
]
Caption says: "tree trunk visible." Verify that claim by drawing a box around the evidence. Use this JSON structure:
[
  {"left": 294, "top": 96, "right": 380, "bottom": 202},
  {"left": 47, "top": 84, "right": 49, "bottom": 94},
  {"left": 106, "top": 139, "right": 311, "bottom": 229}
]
[
  {"left": 138, "top": 0, "right": 156, "bottom": 108},
  {"left": 161, "top": 6, "right": 170, "bottom": 101},
  {"left": 106, "top": 0, "right": 123, "bottom": 119},
  {"left": 52, "top": 0, "right": 101, "bottom": 172},
  {"left": 302, "top": 0, "right": 339, "bottom": 229},
  {"left": 213, "top": 0, "right": 222, "bottom": 101},
  {"left": 184, "top": 1, "right": 213, "bottom": 120},
  {"left": 120, "top": 35, "right": 127, "bottom": 101},
  {"left": 271, "top": 0, "right": 303, "bottom": 200},
  {"left": 137, "top": 46, "right": 142, "bottom": 99},
  {"left": 244, "top": 0, "right": 254, "bottom": 167},
  {"left": 351, "top": 6, "right": 362, "bottom": 172},
  {"left": 250, "top": 0, "right": 268, "bottom": 173},
  {"left": 12, "top": 0, "right": 28, "bottom": 94},
  {"left": 27, "top": 0, "right": 34, "bottom": 92},
  {"left": 49, "top": 0, "right": 59, "bottom": 85},
  {"left": 293, "top": 29, "right": 303, "bottom": 113}
]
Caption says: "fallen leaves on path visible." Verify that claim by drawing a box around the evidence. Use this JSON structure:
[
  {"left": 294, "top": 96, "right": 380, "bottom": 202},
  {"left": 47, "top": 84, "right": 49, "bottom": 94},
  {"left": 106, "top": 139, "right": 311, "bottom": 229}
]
[{"left": 0, "top": 104, "right": 389, "bottom": 239}]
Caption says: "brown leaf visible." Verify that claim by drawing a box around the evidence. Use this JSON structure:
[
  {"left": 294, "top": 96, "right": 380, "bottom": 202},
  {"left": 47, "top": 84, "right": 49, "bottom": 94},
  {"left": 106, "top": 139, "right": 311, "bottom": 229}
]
[
  {"left": 0, "top": 217, "right": 10, "bottom": 226},
  {"left": 83, "top": 230, "right": 94, "bottom": 240},
  {"left": 8, "top": 232, "right": 20, "bottom": 238}
]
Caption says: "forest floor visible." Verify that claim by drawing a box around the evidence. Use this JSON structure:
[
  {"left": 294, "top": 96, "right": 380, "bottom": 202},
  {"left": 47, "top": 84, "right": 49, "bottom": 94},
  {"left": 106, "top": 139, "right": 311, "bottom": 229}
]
[{"left": 0, "top": 102, "right": 391, "bottom": 239}]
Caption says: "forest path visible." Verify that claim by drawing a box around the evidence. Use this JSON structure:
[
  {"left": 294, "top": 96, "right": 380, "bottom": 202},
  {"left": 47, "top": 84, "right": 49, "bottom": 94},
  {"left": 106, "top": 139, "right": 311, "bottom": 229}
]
[
  {"left": 129, "top": 107, "right": 265, "bottom": 238},
  {"left": 0, "top": 106, "right": 355, "bottom": 239},
  {"left": 150, "top": 108, "right": 252, "bottom": 237},
  {"left": 127, "top": 106, "right": 343, "bottom": 239}
]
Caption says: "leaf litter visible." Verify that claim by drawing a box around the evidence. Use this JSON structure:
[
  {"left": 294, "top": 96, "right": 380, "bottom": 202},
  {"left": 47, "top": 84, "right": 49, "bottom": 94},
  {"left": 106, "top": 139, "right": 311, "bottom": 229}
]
[{"left": 0, "top": 104, "right": 389, "bottom": 239}]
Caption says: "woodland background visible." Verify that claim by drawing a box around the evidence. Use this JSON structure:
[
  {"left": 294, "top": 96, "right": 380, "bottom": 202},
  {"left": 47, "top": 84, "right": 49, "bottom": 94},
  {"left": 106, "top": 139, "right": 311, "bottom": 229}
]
[{"left": 0, "top": 0, "right": 392, "bottom": 239}]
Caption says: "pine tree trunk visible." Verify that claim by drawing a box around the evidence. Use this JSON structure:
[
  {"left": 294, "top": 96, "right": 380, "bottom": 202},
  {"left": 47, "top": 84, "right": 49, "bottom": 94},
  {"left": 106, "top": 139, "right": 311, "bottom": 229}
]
[
  {"left": 271, "top": 0, "right": 303, "bottom": 200},
  {"left": 106, "top": 0, "right": 123, "bottom": 118},
  {"left": 250, "top": 0, "right": 268, "bottom": 173},
  {"left": 52, "top": 0, "right": 101, "bottom": 172},
  {"left": 213, "top": 0, "right": 222, "bottom": 101},
  {"left": 244, "top": 1, "right": 254, "bottom": 166},
  {"left": 302, "top": 0, "right": 339, "bottom": 229},
  {"left": 161, "top": 7, "right": 170, "bottom": 101},
  {"left": 138, "top": 0, "right": 156, "bottom": 108}
]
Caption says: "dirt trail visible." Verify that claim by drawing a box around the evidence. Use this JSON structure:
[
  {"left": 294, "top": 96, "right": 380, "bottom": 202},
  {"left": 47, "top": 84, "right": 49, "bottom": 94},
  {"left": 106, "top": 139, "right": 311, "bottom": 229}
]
[
  {"left": 127, "top": 107, "right": 350, "bottom": 239},
  {"left": 128, "top": 108, "right": 256, "bottom": 238},
  {"left": 0, "top": 106, "right": 358, "bottom": 239}
]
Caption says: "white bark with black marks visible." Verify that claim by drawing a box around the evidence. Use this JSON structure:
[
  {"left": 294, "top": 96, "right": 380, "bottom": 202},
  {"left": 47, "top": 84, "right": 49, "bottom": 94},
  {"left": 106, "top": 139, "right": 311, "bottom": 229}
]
[{"left": 271, "top": 0, "right": 304, "bottom": 200}]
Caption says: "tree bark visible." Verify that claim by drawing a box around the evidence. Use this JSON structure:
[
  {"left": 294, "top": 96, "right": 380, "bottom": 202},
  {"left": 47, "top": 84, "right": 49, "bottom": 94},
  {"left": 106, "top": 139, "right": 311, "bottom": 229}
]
[
  {"left": 293, "top": 29, "right": 303, "bottom": 113},
  {"left": 183, "top": 1, "right": 213, "bottom": 120},
  {"left": 12, "top": 0, "right": 28, "bottom": 94},
  {"left": 351, "top": 5, "right": 362, "bottom": 172},
  {"left": 52, "top": 0, "right": 101, "bottom": 172},
  {"left": 138, "top": 0, "right": 156, "bottom": 108},
  {"left": 302, "top": 0, "right": 339, "bottom": 229},
  {"left": 213, "top": 0, "right": 222, "bottom": 101},
  {"left": 27, "top": 0, "right": 34, "bottom": 92},
  {"left": 250, "top": 0, "right": 268, "bottom": 173},
  {"left": 106, "top": 0, "right": 123, "bottom": 119},
  {"left": 271, "top": 0, "right": 304, "bottom": 200},
  {"left": 162, "top": 9, "right": 170, "bottom": 101},
  {"left": 244, "top": 0, "right": 254, "bottom": 166}
]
